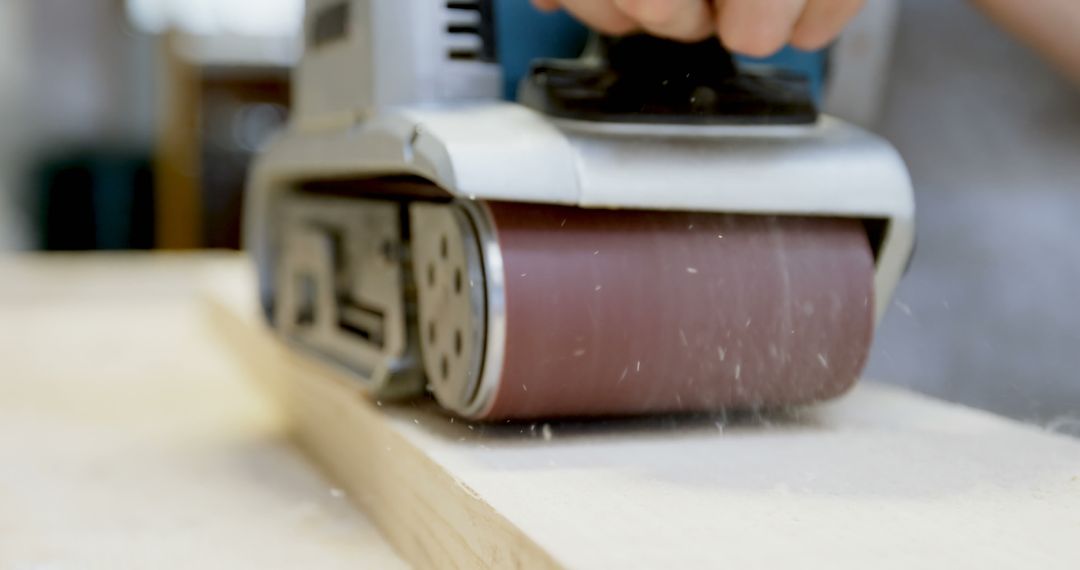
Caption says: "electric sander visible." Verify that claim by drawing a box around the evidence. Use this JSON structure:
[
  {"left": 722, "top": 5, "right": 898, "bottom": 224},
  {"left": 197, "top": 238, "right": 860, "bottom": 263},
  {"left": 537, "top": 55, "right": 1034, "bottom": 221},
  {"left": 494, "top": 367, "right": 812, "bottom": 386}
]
[{"left": 246, "top": 0, "right": 914, "bottom": 421}]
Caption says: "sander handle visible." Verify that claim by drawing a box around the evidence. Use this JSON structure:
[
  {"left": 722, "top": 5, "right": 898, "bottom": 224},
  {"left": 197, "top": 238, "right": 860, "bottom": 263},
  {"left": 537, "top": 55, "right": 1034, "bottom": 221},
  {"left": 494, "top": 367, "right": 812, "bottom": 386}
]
[{"left": 519, "top": 33, "right": 818, "bottom": 125}]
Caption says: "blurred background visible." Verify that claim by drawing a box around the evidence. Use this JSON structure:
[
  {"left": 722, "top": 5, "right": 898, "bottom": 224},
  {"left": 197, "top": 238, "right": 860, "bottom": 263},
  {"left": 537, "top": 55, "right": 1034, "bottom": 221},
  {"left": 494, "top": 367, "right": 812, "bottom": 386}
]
[
  {"left": 0, "top": 0, "right": 298, "bottom": 252},
  {"left": 0, "top": 0, "right": 1076, "bottom": 432}
]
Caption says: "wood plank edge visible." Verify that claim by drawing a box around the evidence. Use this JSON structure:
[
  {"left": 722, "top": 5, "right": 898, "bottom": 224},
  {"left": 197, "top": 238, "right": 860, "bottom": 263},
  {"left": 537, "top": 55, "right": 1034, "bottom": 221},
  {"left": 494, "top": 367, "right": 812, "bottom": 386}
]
[{"left": 201, "top": 289, "right": 565, "bottom": 570}]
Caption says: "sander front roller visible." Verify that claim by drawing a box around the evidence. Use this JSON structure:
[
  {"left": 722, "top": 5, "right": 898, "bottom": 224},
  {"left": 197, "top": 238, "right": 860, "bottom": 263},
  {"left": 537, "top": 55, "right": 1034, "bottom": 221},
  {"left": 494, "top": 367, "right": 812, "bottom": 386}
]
[
  {"left": 412, "top": 201, "right": 874, "bottom": 420},
  {"left": 246, "top": 29, "right": 915, "bottom": 420}
]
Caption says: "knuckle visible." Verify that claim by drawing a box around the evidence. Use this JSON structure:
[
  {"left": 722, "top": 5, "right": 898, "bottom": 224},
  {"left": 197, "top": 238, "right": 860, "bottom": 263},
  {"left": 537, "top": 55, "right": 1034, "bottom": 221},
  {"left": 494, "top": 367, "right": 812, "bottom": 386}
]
[{"left": 723, "top": 31, "right": 785, "bottom": 57}]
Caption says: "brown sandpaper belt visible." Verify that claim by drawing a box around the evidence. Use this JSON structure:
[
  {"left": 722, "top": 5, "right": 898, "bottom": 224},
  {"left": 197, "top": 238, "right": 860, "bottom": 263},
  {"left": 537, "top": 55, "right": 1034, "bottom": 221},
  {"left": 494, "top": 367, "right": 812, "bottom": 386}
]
[{"left": 476, "top": 202, "right": 875, "bottom": 421}]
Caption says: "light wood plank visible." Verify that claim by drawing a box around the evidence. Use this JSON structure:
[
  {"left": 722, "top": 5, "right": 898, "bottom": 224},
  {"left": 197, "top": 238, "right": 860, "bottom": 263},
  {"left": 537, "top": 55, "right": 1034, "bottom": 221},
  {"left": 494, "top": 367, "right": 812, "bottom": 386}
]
[
  {"left": 0, "top": 254, "right": 406, "bottom": 569},
  {"left": 206, "top": 260, "right": 1080, "bottom": 570}
]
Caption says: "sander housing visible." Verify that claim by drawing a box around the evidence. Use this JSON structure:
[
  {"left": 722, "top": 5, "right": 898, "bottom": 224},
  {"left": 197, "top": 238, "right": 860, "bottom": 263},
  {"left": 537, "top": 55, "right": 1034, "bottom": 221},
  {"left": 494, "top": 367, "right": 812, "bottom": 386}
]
[{"left": 246, "top": 0, "right": 915, "bottom": 420}]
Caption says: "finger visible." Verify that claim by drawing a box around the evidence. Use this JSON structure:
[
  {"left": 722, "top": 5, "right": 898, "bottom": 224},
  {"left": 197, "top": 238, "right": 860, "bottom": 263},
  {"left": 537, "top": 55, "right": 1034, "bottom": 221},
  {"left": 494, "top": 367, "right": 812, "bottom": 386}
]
[
  {"left": 555, "top": 0, "right": 640, "bottom": 35},
  {"left": 531, "top": 0, "right": 562, "bottom": 11},
  {"left": 789, "top": 0, "right": 864, "bottom": 51},
  {"left": 716, "top": 0, "right": 808, "bottom": 57},
  {"left": 612, "top": 0, "right": 715, "bottom": 41}
]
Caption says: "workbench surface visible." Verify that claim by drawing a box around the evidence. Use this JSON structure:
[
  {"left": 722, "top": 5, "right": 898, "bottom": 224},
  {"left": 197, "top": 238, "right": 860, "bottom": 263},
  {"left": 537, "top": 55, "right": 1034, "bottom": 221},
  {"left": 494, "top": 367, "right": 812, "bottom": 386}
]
[
  {"left": 3, "top": 254, "right": 1079, "bottom": 570},
  {"left": 0, "top": 254, "right": 406, "bottom": 569}
]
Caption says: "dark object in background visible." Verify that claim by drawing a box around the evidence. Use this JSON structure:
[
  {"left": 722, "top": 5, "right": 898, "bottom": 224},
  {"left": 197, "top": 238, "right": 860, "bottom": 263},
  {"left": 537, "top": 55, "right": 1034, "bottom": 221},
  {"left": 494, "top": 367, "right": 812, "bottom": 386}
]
[
  {"left": 200, "top": 74, "right": 289, "bottom": 249},
  {"left": 36, "top": 151, "right": 155, "bottom": 250}
]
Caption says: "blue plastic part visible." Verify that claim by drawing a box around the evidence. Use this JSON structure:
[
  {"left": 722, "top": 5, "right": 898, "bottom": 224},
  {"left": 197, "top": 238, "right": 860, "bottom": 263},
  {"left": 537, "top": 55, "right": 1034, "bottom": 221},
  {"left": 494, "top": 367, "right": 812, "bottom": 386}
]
[{"left": 493, "top": 0, "right": 588, "bottom": 99}]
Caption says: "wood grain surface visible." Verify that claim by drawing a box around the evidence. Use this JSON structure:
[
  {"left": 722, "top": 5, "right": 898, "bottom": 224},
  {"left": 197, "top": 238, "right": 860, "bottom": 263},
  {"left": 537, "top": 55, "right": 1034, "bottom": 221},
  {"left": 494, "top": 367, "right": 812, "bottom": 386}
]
[{"left": 206, "top": 255, "right": 1080, "bottom": 570}]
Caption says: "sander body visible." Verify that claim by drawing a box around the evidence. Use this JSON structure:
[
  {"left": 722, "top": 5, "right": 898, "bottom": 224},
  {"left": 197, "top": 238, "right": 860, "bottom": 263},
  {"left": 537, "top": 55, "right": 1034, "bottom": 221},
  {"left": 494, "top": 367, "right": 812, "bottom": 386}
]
[{"left": 246, "top": 0, "right": 915, "bottom": 420}]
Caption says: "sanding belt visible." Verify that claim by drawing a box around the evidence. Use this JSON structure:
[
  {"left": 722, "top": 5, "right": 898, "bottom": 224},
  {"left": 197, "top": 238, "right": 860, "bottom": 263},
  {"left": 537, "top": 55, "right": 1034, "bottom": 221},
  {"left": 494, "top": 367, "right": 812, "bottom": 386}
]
[{"left": 464, "top": 202, "right": 874, "bottom": 420}]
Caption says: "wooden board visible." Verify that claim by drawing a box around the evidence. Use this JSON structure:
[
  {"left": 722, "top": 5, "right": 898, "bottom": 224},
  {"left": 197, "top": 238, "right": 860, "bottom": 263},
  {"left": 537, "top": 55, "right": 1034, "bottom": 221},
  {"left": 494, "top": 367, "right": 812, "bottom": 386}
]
[
  {"left": 206, "top": 259, "right": 1080, "bottom": 570},
  {"left": 0, "top": 254, "right": 406, "bottom": 569}
]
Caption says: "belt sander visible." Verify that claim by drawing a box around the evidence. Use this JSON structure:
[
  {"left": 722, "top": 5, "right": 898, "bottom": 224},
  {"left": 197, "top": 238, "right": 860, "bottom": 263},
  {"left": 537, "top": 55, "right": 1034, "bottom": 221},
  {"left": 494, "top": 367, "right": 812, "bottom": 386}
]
[{"left": 246, "top": 0, "right": 915, "bottom": 421}]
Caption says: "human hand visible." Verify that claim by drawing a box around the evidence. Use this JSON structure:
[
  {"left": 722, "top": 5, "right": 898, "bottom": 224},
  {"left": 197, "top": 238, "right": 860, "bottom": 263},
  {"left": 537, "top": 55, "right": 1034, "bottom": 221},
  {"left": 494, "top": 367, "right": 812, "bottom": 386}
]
[{"left": 530, "top": 0, "right": 865, "bottom": 57}]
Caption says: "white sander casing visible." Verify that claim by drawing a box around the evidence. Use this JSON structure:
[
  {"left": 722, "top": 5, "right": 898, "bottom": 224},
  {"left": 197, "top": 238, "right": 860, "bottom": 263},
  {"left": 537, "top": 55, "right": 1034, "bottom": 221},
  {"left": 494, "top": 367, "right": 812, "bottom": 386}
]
[
  {"left": 244, "top": 0, "right": 914, "bottom": 418},
  {"left": 250, "top": 103, "right": 914, "bottom": 316},
  {"left": 246, "top": 104, "right": 914, "bottom": 415}
]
